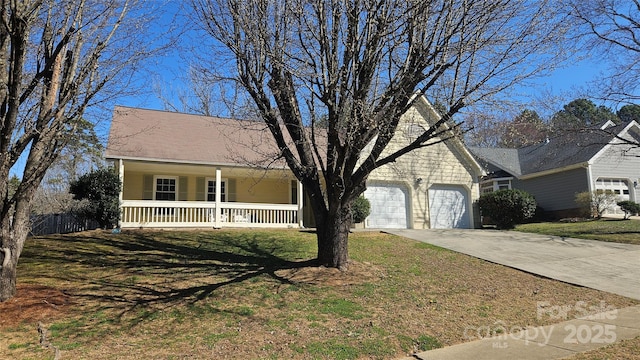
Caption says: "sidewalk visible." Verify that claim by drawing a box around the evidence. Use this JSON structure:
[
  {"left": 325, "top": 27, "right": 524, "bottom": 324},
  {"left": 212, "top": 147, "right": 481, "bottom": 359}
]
[{"left": 400, "top": 305, "right": 640, "bottom": 360}]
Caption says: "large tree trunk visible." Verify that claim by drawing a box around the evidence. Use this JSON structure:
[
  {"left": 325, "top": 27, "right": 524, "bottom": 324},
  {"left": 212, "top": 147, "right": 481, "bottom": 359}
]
[
  {"left": 0, "top": 212, "right": 29, "bottom": 302},
  {"left": 0, "top": 185, "right": 34, "bottom": 302},
  {"left": 0, "top": 247, "right": 18, "bottom": 302},
  {"left": 315, "top": 202, "right": 352, "bottom": 270}
]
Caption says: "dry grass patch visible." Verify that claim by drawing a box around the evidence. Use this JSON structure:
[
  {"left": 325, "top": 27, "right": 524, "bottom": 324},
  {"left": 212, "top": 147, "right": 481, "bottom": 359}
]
[
  {"left": 516, "top": 218, "right": 640, "bottom": 245},
  {"left": 1, "top": 229, "right": 637, "bottom": 359},
  {"left": 565, "top": 336, "right": 640, "bottom": 360}
]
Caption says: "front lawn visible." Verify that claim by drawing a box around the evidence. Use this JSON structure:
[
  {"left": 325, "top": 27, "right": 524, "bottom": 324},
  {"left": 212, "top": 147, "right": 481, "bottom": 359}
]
[
  {"left": 516, "top": 218, "right": 640, "bottom": 245},
  {"left": 1, "top": 229, "right": 637, "bottom": 359}
]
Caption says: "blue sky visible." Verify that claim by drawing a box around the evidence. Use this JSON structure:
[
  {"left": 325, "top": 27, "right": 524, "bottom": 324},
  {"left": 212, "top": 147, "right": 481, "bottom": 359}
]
[{"left": 8, "top": 3, "right": 617, "bottom": 178}]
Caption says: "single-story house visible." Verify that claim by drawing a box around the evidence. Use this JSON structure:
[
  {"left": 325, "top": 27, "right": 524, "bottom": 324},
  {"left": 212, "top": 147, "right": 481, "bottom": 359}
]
[
  {"left": 470, "top": 120, "right": 640, "bottom": 218},
  {"left": 105, "top": 96, "right": 484, "bottom": 229}
]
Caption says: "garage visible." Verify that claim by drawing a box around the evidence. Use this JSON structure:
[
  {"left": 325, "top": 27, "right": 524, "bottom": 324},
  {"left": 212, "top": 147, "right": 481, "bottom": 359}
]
[
  {"left": 364, "top": 184, "right": 409, "bottom": 229},
  {"left": 595, "top": 178, "right": 631, "bottom": 215},
  {"left": 428, "top": 185, "right": 471, "bottom": 229}
]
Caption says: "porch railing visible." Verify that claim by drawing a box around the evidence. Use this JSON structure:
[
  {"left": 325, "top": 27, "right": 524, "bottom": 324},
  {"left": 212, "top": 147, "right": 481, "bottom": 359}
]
[{"left": 120, "top": 200, "right": 299, "bottom": 228}]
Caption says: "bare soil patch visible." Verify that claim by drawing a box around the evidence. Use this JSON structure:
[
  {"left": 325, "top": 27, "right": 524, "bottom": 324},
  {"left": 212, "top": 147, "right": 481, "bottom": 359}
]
[
  {"left": 275, "top": 260, "right": 386, "bottom": 286},
  {"left": 0, "top": 284, "right": 75, "bottom": 328}
]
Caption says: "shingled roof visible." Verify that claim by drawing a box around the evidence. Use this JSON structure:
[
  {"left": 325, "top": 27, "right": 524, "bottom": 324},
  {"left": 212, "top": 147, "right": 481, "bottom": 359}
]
[
  {"left": 469, "top": 120, "right": 640, "bottom": 177},
  {"left": 105, "top": 106, "right": 287, "bottom": 168}
]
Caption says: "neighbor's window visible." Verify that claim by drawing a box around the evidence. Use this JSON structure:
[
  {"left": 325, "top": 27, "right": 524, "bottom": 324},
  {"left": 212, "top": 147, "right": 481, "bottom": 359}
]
[
  {"left": 481, "top": 178, "right": 513, "bottom": 193},
  {"left": 155, "top": 177, "right": 177, "bottom": 201},
  {"left": 496, "top": 180, "right": 511, "bottom": 191}
]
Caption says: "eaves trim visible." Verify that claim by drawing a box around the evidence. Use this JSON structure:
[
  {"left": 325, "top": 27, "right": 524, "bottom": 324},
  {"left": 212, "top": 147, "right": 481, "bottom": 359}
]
[
  {"left": 103, "top": 155, "right": 290, "bottom": 170},
  {"left": 518, "top": 162, "right": 589, "bottom": 180}
]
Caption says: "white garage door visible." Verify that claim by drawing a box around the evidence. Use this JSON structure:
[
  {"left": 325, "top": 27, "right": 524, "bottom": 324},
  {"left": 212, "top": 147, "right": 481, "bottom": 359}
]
[
  {"left": 364, "top": 184, "right": 409, "bottom": 229},
  {"left": 429, "top": 185, "right": 471, "bottom": 229},
  {"left": 596, "top": 178, "right": 630, "bottom": 215}
]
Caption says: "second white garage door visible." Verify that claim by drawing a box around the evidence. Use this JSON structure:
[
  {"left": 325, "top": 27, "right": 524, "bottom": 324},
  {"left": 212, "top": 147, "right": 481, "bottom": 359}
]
[
  {"left": 429, "top": 185, "right": 471, "bottom": 229},
  {"left": 364, "top": 184, "right": 409, "bottom": 229}
]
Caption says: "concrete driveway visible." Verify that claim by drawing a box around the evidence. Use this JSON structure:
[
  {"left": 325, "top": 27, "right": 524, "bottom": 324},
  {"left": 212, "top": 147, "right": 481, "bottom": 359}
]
[{"left": 385, "top": 229, "right": 640, "bottom": 300}]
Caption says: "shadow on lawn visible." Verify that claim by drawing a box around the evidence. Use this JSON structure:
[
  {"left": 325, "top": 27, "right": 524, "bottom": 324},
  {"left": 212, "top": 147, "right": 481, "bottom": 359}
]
[{"left": 24, "top": 230, "right": 317, "bottom": 317}]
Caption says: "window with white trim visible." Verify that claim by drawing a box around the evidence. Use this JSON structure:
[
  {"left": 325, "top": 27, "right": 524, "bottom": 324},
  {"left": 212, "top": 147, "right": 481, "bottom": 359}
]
[
  {"left": 480, "top": 178, "right": 513, "bottom": 193},
  {"left": 206, "top": 178, "right": 227, "bottom": 202},
  {"left": 154, "top": 176, "right": 177, "bottom": 201}
]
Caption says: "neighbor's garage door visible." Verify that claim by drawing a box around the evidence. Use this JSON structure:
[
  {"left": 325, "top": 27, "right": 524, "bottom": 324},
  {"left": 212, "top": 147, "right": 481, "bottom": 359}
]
[
  {"left": 428, "top": 185, "right": 471, "bottom": 229},
  {"left": 364, "top": 184, "right": 409, "bottom": 229}
]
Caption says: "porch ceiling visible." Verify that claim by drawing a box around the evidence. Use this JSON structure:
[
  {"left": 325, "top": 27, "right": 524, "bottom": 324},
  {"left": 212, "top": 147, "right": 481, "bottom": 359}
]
[{"left": 121, "top": 160, "right": 295, "bottom": 179}]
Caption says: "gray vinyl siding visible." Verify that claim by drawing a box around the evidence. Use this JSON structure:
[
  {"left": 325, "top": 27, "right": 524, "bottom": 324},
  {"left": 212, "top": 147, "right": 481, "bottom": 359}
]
[
  {"left": 591, "top": 144, "right": 640, "bottom": 203},
  {"left": 510, "top": 177, "right": 525, "bottom": 191},
  {"left": 519, "top": 168, "right": 589, "bottom": 211}
]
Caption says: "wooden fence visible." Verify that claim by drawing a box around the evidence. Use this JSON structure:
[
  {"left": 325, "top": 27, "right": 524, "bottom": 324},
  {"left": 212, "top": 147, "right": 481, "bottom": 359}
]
[{"left": 30, "top": 213, "right": 99, "bottom": 236}]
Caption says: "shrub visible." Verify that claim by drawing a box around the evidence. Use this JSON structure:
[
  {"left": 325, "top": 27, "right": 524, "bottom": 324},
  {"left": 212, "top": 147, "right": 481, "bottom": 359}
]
[
  {"left": 478, "top": 189, "right": 536, "bottom": 229},
  {"left": 617, "top": 200, "right": 640, "bottom": 220},
  {"left": 69, "top": 168, "right": 121, "bottom": 229},
  {"left": 575, "top": 190, "right": 617, "bottom": 219},
  {"left": 351, "top": 196, "right": 371, "bottom": 223}
]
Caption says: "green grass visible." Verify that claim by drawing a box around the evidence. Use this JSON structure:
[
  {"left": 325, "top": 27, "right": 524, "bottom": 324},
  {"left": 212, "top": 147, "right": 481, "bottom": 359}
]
[
  {"left": 3, "top": 229, "right": 637, "bottom": 359},
  {"left": 415, "top": 334, "right": 442, "bottom": 351},
  {"left": 314, "top": 297, "right": 364, "bottom": 319},
  {"left": 516, "top": 218, "right": 640, "bottom": 245},
  {"left": 8, "top": 343, "right": 30, "bottom": 350}
]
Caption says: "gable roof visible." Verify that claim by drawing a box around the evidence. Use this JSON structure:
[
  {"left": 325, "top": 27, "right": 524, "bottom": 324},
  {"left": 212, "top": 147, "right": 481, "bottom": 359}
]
[
  {"left": 468, "top": 147, "right": 521, "bottom": 176},
  {"left": 469, "top": 120, "right": 640, "bottom": 178},
  {"left": 107, "top": 97, "right": 484, "bottom": 176},
  {"left": 105, "top": 106, "right": 287, "bottom": 168},
  {"left": 411, "top": 95, "right": 486, "bottom": 177}
]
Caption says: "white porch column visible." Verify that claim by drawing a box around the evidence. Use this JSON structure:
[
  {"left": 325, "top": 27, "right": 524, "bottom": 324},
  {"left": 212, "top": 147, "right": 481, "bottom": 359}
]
[
  {"left": 297, "top": 180, "right": 304, "bottom": 228},
  {"left": 117, "top": 159, "right": 124, "bottom": 228},
  {"left": 215, "top": 168, "right": 222, "bottom": 228}
]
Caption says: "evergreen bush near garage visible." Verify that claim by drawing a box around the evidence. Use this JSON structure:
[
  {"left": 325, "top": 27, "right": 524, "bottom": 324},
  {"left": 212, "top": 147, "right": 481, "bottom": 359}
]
[
  {"left": 351, "top": 196, "right": 371, "bottom": 223},
  {"left": 479, "top": 189, "right": 537, "bottom": 229},
  {"left": 617, "top": 200, "right": 640, "bottom": 219}
]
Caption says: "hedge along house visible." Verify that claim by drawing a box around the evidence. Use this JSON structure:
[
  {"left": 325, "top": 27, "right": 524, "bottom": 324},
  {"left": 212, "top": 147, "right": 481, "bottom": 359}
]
[
  {"left": 470, "top": 120, "right": 640, "bottom": 218},
  {"left": 105, "top": 96, "right": 484, "bottom": 229}
]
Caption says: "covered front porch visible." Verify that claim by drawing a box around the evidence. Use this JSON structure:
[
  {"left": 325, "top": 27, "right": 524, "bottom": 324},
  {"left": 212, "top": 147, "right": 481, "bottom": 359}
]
[{"left": 115, "top": 159, "right": 306, "bottom": 229}]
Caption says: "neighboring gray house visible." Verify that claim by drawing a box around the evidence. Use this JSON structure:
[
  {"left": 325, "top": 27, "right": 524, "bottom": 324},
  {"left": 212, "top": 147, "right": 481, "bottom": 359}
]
[{"left": 470, "top": 120, "right": 640, "bottom": 218}]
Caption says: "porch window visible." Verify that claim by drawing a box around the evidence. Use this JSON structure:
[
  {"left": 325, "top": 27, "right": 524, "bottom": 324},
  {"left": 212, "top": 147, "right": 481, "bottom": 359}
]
[
  {"left": 155, "top": 176, "right": 177, "bottom": 201},
  {"left": 206, "top": 178, "right": 227, "bottom": 202}
]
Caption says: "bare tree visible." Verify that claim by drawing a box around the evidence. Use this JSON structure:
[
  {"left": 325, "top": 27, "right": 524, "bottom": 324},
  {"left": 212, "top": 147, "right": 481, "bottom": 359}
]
[
  {"left": 0, "top": 0, "right": 160, "bottom": 302},
  {"left": 568, "top": 0, "right": 640, "bottom": 103},
  {"left": 156, "top": 65, "right": 259, "bottom": 119},
  {"left": 464, "top": 109, "right": 549, "bottom": 148},
  {"left": 190, "top": 0, "right": 572, "bottom": 269}
]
